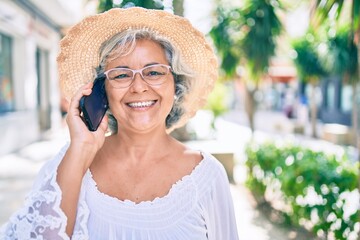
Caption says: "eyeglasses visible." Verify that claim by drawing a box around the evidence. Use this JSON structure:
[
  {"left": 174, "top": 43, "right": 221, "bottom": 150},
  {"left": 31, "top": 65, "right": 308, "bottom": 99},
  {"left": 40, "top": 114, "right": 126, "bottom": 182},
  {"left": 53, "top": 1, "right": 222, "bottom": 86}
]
[{"left": 104, "top": 64, "right": 172, "bottom": 89}]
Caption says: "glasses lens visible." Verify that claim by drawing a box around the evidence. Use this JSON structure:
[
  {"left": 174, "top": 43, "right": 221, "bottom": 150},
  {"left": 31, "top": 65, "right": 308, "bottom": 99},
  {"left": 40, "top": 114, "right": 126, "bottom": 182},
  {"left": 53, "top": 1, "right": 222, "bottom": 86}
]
[
  {"left": 107, "top": 69, "right": 133, "bottom": 88},
  {"left": 106, "top": 65, "right": 171, "bottom": 88},
  {"left": 142, "top": 65, "right": 170, "bottom": 85}
]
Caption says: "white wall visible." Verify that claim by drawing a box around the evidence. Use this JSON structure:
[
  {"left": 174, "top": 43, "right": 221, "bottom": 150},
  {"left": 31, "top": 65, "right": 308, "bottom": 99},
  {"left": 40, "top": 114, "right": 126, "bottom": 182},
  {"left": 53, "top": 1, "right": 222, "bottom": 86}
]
[{"left": 0, "top": 0, "right": 74, "bottom": 154}]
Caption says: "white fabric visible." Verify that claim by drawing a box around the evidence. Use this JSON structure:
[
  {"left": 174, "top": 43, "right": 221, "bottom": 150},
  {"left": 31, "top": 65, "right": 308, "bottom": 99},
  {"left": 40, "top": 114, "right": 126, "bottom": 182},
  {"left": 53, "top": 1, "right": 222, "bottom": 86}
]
[{"left": 0, "top": 144, "right": 239, "bottom": 240}]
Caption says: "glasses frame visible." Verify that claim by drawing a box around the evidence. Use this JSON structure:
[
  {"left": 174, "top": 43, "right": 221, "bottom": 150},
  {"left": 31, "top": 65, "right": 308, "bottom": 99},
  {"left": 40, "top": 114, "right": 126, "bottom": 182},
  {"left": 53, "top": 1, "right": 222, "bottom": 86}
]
[{"left": 104, "top": 64, "right": 172, "bottom": 89}]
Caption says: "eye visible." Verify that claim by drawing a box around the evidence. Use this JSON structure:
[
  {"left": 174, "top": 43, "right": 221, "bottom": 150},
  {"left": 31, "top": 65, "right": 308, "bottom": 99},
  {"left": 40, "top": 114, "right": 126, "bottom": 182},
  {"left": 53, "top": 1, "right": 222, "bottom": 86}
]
[
  {"left": 143, "top": 66, "right": 167, "bottom": 79},
  {"left": 147, "top": 70, "right": 164, "bottom": 76},
  {"left": 108, "top": 69, "right": 132, "bottom": 80},
  {"left": 114, "top": 73, "right": 131, "bottom": 79}
]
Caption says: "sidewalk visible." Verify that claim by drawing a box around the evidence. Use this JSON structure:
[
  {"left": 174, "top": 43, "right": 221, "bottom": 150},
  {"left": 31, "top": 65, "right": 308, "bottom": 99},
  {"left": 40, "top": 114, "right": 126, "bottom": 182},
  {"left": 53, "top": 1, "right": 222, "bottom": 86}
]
[
  {"left": 0, "top": 110, "right": 330, "bottom": 239},
  {"left": 0, "top": 129, "right": 69, "bottom": 225}
]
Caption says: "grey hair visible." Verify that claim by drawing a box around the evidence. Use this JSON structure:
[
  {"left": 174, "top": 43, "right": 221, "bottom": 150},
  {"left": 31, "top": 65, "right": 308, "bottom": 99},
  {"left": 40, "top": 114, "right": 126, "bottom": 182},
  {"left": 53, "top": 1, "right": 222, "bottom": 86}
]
[{"left": 96, "top": 29, "right": 194, "bottom": 133}]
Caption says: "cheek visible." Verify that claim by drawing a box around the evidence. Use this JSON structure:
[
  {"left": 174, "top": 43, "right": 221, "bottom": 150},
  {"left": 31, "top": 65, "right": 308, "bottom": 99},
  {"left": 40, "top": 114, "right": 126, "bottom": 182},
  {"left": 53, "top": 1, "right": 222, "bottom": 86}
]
[
  {"left": 105, "top": 84, "right": 114, "bottom": 103},
  {"left": 105, "top": 84, "right": 123, "bottom": 109},
  {"left": 166, "top": 78, "right": 176, "bottom": 95},
  {"left": 165, "top": 88, "right": 176, "bottom": 114},
  {"left": 160, "top": 83, "right": 175, "bottom": 104}
]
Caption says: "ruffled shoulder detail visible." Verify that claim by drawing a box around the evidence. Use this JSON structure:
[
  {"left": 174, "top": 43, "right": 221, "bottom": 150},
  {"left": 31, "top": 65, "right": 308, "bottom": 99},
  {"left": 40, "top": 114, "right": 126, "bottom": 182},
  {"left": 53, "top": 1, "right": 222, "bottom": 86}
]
[{"left": 0, "top": 143, "right": 90, "bottom": 240}]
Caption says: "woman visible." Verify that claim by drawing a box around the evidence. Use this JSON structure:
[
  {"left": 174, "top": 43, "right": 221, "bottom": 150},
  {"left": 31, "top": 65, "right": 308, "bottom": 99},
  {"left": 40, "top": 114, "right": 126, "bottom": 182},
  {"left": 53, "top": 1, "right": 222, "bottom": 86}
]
[{"left": 1, "top": 7, "right": 239, "bottom": 240}]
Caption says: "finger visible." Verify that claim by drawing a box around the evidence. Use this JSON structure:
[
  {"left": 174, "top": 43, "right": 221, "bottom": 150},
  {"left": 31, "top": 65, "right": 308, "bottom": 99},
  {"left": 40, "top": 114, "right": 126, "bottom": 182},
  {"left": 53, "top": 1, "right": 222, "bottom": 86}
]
[
  {"left": 97, "top": 114, "right": 109, "bottom": 133},
  {"left": 68, "top": 82, "right": 93, "bottom": 115},
  {"left": 73, "top": 82, "right": 93, "bottom": 103}
]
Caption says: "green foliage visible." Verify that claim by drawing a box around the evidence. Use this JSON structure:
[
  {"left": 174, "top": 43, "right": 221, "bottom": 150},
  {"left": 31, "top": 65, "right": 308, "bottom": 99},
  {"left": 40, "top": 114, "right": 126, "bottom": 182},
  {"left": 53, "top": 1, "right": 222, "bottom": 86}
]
[
  {"left": 291, "top": 26, "right": 359, "bottom": 84},
  {"left": 291, "top": 33, "right": 327, "bottom": 82},
  {"left": 325, "top": 27, "right": 359, "bottom": 83},
  {"left": 98, "top": 0, "right": 114, "bottom": 13},
  {"left": 245, "top": 141, "right": 359, "bottom": 239},
  {"left": 97, "top": 0, "right": 163, "bottom": 13},
  {"left": 241, "top": 0, "right": 283, "bottom": 81},
  {"left": 119, "top": 0, "right": 163, "bottom": 9},
  {"left": 355, "top": 0, "right": 360, "bottom": 31},
  {"left": 313, "top": 0, "right": 360, "bottom": 32},
  {"left": 312, "top": 0, "right": 346, "bottom": 26},
  {"left": 209, "top": 7, "right": 242, "bottom": 80},
  {"left": 209, "top": 0, "right": 283, "bottom": 81},
  {"left": 204, "top": 82, "right": 229, "bottom": 119},
  {"left": 311, "top": 0, "right": 360, "bottom": 85}
]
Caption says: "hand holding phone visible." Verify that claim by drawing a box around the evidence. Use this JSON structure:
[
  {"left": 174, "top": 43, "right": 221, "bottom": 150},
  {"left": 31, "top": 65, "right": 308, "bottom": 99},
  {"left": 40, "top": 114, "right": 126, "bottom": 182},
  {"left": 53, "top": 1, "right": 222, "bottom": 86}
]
[{"left": 80, "top": 73, "right": 109, "bottom": 131}]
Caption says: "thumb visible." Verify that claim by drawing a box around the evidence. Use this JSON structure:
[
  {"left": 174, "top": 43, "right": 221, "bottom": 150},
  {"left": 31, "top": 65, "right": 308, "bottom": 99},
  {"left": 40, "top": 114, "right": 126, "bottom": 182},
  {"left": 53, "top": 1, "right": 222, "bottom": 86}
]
[{"left": 98, "top": 114, "right": 109, "bottom": 133}]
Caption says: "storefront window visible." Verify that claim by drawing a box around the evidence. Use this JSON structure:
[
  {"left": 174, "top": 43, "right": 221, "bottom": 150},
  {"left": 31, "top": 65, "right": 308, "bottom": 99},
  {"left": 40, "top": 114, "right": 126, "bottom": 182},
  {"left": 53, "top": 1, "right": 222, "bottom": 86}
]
[
  {"left": 0, "top": 33, "right": 13, "bottom": 113},
  {"left": 326, "top": 82, "right": 335, "bottom": 110},
  {"left": 341, "top": 85, "right": 352, "bottom": 112}
]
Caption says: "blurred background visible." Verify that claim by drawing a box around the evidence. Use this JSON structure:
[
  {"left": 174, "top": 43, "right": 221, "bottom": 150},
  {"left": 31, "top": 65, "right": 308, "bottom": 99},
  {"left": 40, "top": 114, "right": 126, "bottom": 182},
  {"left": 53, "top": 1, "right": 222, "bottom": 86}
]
[{"left": 0, "top": 0, "right": 359, "bottom": 239}]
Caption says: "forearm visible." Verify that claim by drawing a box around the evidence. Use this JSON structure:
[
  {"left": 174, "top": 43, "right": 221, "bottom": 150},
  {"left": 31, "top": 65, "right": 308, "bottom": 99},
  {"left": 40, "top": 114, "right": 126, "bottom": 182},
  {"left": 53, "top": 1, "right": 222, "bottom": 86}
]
[
  {"left": 57, "top": 145, "right": 96, "bottom": 236},
  {"left": 56, "top": 81, "right": 107, "bottom": 236}
]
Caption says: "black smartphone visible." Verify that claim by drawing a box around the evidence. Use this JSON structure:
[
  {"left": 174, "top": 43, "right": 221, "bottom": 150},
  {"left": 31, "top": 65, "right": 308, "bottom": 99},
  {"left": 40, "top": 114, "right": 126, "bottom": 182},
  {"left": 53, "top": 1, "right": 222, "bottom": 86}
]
[{"left": 80, "top": 73, "right": 109, "bottom": 131}]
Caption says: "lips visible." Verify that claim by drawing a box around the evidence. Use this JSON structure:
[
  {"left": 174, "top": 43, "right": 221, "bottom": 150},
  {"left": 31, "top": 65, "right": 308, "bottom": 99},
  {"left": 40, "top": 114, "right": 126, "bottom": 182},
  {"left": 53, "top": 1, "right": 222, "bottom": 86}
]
[{"left": 127, "top": 100, "right": 157, "bottom": 108}]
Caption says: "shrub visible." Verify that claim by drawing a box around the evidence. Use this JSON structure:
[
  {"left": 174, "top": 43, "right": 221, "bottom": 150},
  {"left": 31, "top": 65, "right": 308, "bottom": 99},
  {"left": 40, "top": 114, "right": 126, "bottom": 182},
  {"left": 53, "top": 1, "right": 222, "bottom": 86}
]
[{"left": 245, "top": 141, "right": 359, "bottom": 240}]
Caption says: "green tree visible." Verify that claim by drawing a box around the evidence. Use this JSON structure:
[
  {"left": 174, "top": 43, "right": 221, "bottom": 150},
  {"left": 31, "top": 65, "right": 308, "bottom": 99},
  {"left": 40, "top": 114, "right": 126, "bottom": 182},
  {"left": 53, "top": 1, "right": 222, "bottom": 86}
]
[
  {"left": 291, "top": 31, "right": 326, "bottom": 138},
  {"left": 97, "top": 0, "right": 164, "bottom": 13},
  {"left": 210, "top": 0, "right": 283, "bottom": 133},
  {"left": 311, "top": 0, "right": 360, "bottom": 148}
]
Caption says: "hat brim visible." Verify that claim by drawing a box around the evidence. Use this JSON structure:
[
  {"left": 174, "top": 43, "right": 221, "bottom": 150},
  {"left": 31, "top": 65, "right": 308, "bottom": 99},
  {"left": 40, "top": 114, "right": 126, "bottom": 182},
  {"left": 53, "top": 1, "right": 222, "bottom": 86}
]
[{"left": 57, "top": 7, "right": 218, "bottom": 132}]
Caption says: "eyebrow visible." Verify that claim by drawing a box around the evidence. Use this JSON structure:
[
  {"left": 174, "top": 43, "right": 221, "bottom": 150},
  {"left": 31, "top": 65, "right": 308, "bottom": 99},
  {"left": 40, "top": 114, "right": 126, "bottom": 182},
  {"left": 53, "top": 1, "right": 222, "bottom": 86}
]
[{"left": 113, "top": 62, "right": 161, "bottom": 69}]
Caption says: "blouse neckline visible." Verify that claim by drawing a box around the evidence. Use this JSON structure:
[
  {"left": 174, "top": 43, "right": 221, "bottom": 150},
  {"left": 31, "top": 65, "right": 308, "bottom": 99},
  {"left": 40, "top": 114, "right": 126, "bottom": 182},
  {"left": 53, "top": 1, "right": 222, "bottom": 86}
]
[{"left": 85, "top": 151, "right": 209, "bottom": 207}]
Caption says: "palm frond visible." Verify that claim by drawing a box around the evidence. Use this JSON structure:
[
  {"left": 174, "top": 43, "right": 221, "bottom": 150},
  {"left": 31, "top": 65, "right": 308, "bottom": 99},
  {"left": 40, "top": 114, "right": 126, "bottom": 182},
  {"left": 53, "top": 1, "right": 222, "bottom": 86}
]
[
  {"left": 312, "top": 0, "right": 345, "bottom": 26},
  {"left": 325, "top": 27, "right": 359, "bottom": 82},
  {"left": 291, "top": 33, "right": 326, "bottom": 82},
  {"left": 209, "top": 7, "right": 243, "bottom": 80},
  {"left": 352, "top": 0, "right": 360, "bottom": 32},
  {"left": 241, "top": 0, "right": 283, "bottom": 81}
]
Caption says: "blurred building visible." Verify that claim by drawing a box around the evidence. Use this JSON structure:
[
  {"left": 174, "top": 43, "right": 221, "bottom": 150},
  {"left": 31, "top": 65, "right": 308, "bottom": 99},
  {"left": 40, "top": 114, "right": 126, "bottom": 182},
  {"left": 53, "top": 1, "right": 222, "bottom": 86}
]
[
  {"left": 319, "top": 76, "right": 355, "bottom": 126},
  {"left": 0, "top": 0, "right": 84, "bottom": 154}
]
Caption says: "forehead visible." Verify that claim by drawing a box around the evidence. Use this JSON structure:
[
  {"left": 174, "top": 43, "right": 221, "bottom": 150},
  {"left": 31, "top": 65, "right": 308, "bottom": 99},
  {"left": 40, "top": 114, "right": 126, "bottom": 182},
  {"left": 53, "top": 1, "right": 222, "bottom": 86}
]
[
  {"left": 106, "top": 39, "right": 168, "bottom": 69},
  {"left": 132, "top": 39, "right": 165, "bottom": 52},
  {"left": 109, "top": 37, "right": 165, "bottom": 56}
]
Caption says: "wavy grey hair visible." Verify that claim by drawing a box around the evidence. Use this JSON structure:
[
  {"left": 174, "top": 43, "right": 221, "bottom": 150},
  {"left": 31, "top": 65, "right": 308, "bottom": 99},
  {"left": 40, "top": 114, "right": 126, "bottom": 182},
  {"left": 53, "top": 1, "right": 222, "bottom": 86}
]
[{"left": 96, "top": 29, "right": 194, "bottom": 133}]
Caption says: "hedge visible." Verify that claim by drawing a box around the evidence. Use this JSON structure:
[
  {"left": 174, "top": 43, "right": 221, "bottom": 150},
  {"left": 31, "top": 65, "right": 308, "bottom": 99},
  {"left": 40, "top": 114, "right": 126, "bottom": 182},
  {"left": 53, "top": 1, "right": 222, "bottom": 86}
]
[{"left": 245, "top": 141, "right": 359, "bottom": 240}]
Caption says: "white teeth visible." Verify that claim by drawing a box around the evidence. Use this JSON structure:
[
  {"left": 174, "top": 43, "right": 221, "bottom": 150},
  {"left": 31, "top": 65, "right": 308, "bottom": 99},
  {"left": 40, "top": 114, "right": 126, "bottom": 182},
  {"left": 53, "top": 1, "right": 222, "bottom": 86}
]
[{"left": 128, "top": 101, "right": 155, "bottom": 108}]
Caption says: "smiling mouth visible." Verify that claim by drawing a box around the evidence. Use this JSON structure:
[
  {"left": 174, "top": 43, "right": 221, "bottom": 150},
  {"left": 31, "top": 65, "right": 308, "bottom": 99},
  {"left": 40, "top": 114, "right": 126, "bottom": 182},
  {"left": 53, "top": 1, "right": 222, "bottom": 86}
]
[{"left": 127, "top": 100, "right": 157, "bottom": 108}]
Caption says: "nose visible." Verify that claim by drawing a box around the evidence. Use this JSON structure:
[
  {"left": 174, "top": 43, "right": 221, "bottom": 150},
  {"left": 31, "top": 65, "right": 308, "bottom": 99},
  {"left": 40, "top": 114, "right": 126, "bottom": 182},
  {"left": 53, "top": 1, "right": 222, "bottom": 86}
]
[{"left": 129, "top": 72, "right": 148, "bottom": 92}]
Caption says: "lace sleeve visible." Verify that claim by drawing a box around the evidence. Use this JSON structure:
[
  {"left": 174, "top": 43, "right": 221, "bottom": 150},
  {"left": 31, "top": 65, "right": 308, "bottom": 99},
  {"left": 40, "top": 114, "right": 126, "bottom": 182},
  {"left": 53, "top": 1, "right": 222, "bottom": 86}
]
[{"left": 0, "top": 143, "right": 89, "bottom": 240}]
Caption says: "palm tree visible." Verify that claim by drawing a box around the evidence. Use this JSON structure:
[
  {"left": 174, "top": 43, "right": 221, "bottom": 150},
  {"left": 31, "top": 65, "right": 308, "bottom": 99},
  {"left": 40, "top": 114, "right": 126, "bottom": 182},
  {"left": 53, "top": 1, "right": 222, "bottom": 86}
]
[
  {"left": 291, "top": 31, "right": 327, "bottom": 138},
  {"left": 311, "top": 0, "right": 360, "bottom": 147},
  {"left": 210, "top": 0, "right": 283, "bottom": 133}
]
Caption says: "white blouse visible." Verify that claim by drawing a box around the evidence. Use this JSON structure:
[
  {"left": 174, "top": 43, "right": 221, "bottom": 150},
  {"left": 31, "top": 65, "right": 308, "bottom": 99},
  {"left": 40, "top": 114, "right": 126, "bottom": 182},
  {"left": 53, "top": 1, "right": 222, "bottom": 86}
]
[{"left": 0, "top": 144, "right": 239, "bottom": 240}]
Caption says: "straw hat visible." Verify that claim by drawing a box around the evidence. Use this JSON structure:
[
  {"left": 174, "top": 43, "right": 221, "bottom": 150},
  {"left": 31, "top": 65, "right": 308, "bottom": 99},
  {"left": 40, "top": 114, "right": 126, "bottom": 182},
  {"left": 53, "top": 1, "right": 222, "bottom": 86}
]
[{"left": 57, "top": 7, "right": 218, "bottom": 131}]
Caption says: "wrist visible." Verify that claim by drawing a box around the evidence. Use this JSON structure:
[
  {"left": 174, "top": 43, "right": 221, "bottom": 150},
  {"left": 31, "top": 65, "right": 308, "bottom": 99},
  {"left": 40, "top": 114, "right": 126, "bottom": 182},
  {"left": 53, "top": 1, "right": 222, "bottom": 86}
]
[
  {"left": 63, "top": 143, "right": 98, "bottom": 175},
  {"left": 69, "top": 141, "right": 98, "bottom": 155}
]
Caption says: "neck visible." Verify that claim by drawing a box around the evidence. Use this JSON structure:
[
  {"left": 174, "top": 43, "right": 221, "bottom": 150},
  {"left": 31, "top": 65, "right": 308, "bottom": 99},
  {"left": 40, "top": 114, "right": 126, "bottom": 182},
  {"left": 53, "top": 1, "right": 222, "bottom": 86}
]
[{"left": 106, "top": 128, "right": 174, "bottom": 165}]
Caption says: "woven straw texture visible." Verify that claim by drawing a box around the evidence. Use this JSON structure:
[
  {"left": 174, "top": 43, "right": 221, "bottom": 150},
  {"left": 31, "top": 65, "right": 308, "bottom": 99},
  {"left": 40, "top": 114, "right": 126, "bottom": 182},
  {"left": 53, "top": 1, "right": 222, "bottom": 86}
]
[{"left": 57, "top": 7, "right": 218, "bottom": 131}]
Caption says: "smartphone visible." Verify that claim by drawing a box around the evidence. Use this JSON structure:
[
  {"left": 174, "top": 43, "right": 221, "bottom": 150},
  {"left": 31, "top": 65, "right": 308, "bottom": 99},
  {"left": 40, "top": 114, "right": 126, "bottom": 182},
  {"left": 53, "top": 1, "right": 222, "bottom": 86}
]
[{"left": 80, "top": 73, "right": 109, "bottom": 131}]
